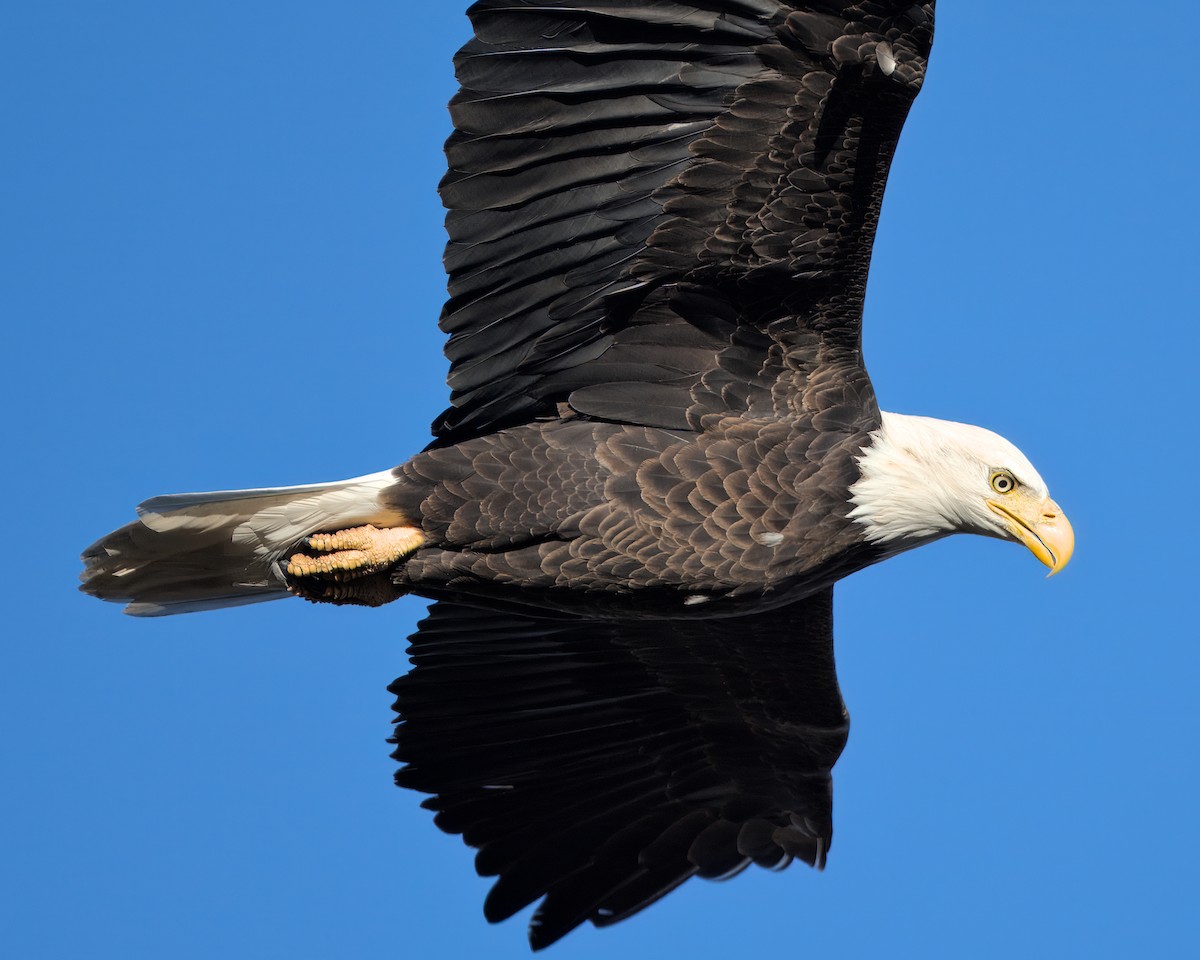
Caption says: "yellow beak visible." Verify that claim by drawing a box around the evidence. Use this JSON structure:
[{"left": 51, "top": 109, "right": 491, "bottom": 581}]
[{"left": 987, "top": 497, "right": 1075, "bottom": 576}]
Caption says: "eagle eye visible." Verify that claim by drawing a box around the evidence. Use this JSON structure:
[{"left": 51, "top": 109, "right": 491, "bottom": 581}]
[{"left": 990, "top": 470, "right": 1017, "bottom": 495}]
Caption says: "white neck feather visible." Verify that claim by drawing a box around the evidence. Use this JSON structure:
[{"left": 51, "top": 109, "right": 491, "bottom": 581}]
[{"left": 847, "top": 411, "right": 1045, "bottom": 546}]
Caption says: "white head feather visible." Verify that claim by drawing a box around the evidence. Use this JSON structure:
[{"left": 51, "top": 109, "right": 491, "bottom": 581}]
[{"left": 848, "top": 412, "right": 1049, "bottom": 546}]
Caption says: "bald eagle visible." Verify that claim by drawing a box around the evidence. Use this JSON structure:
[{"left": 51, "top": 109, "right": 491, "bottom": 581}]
[{"left": 81, "top": 0, "right": 1072, "bottom": 948}]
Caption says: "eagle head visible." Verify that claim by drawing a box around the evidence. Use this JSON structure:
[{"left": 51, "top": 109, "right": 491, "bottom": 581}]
[{"left": 847, "top": 412, "right": 1074, "bottom": 574}]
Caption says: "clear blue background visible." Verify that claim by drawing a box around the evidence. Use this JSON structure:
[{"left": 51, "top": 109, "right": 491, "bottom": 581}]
[{"left": 4, "top": 2, "right": 1198, "bottom": 957}]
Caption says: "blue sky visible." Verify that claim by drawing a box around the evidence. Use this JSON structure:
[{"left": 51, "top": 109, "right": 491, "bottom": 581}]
[{"left": 4, "top": 2, "right": 1198, "bottom": 957}]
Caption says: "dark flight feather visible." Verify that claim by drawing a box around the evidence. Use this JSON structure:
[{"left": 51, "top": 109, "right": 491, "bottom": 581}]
[
  {"left": 432, "top": 0, "right": 934, "bottom": 444},
  {"left": 389, "top": 590, "right": 849, "bottom": 948}
]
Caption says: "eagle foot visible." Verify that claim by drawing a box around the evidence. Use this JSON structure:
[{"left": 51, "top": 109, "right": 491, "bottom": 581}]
[{"left": 285, "top": 524, "right": 423, "bottom": 605}]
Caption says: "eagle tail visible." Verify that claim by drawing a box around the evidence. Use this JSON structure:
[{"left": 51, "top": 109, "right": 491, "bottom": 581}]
[{"left": 80, "top": 470, "right": 407, "bottom": 617}]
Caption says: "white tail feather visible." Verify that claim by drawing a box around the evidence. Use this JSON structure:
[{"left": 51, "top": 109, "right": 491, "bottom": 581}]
[{"left": 81, "top": 470, "right": 406, "bottom": 616}]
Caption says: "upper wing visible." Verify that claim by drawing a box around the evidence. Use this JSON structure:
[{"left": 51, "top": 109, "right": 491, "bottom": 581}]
[
  {"left": 432, "top": 0, "right": 934, "bottom": 443},
  {"left": 389, "top": 589, "right": 849, "bottom": 949}
]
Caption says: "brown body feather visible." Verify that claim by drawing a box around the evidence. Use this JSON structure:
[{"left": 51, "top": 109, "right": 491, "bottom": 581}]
[{"left": 391, "top": 386, "right": 881, "bottom": 612}]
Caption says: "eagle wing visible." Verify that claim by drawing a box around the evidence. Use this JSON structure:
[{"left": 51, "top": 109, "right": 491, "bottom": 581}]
[
  {"left": 389, "top": 589, "right": 849, "bottom": 948},
  {"left": 433, "top": 0, "right": 934, "bottom": 444}
]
